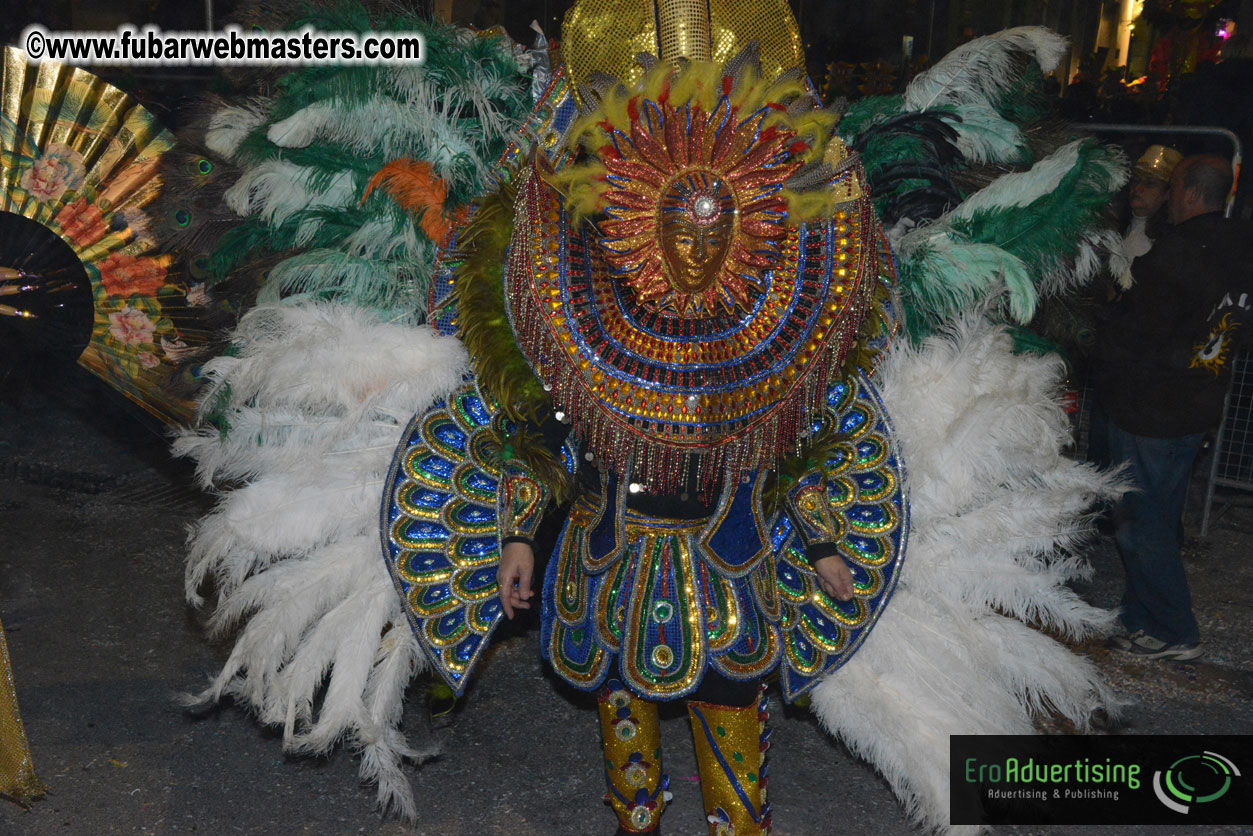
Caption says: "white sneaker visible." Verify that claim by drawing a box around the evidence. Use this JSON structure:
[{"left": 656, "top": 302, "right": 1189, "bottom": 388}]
[{"left": 1113, "top": 631, "right": 1204, "bottom": 661}]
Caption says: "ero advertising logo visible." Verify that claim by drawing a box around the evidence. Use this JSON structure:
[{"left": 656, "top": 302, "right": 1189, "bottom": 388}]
[
  {"left": 950, "top": 735, "right": 1252, "bottom": 826},
  {"left": 1153, "top": 750, "right": 1241, "bottom": 814}
]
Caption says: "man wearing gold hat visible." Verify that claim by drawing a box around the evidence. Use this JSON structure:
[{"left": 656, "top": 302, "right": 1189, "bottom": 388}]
[
  {"left": 1117, "top": 144, "right": 1182, "bottom": 290},
  {"left": 1099, "top": 153, "right": 1250, "bottom": 662}
]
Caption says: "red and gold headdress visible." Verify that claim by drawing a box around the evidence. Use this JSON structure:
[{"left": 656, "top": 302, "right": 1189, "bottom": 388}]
[
  {"left": 553, "top": 59, "right": 852, "bottom": 318},
  {"left": 449, "top": 0, "right": 895, "bottom": 493}
]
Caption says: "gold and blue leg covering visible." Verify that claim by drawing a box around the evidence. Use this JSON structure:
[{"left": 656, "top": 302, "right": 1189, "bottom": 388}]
[
  {"left": 598, "top": 681, "right": 668, "bottom": 833},
  {"left": 687, "top": 689, "right": 772, "bottom": 836}
]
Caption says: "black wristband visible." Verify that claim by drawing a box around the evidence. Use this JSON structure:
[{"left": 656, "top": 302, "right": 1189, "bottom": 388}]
[{"left": 806, "top": 542, "right": 841, "bottom": 563}]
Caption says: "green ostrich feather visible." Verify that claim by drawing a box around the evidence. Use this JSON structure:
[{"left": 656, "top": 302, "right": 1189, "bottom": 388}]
[
  {"left": 953, "top": 142, "right": 1121, "bottom": 263},
  {"left": 838, "top": 95, "right": 905, "bottom": 143},
  {"left": 840, "top": 50, "right": 1052, "bottom": 221},
  {"left": 230, "top": 132, "right": 384, "bottom": 179},
  {"left": 207, "top": 219, "right": 285, "bottom": 275},
  {"left": 897, "top": 139, "right": 1124, "bottom": 342},
  {"left": 209, "top": 200, "right": 422, "bottom": 289},
  {"left": 897, "top": 242, "right": 1033, "bottom": 342},
  {"left": 1007, "top": 325, "right": 1065, "bottom": 361},
  {"left": 452, "top": 176, "right": 573, "bottom": 502},
  {"left": 195, "top": 0, "right": 528, "bottom": 319},
  {"left": 995, "top": 62, "right": 1050, "bottom": 126}
]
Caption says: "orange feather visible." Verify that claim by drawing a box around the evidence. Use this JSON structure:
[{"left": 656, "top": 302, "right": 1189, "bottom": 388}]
[{"left": 364, "top": 159, "right": 453, "bottom": 243}]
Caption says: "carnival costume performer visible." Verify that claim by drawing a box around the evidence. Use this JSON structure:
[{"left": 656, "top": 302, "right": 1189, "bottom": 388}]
[
  {"left": 169, "top": 2, "right": 1131, "bottom": 832},
  {"left": 453, "top": 5, "right": 909, "bottom": 831}
]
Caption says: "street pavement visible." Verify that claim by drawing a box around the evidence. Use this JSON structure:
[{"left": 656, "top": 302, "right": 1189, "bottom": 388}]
[{"left": 2, "top": 369, "right": 1252, "bottom": 835}]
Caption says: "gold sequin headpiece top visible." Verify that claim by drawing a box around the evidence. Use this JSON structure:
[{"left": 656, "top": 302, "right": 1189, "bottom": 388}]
[{"left": 562, "top": 0, "right": 805, "bottom": 109}]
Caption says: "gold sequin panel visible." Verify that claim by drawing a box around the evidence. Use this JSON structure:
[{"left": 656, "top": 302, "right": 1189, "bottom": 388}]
[
  {"left": 562, "top": 0, "right": 804, "bottom": 109},
  {"left": 687, "top": 696, "right": 772, "bottom": 835}
]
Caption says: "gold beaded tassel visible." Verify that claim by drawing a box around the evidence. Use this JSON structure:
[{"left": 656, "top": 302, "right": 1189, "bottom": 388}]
[
  {"left": 598, "top": 683, "right": 669, "bottom": 833},
  {"left": 0, "top": 618, "right": 46, "bottom": 807},
  {"left": 687, "top": 689, "right": 772, "bottom": 836}
]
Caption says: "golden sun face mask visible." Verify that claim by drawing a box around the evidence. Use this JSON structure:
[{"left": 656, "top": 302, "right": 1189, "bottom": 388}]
[
  {"left": 658, "top": 173, "right": 735, "bottom": 298},
  {"left": 553, "top": 59, "right": 845, "bottom": 319}
]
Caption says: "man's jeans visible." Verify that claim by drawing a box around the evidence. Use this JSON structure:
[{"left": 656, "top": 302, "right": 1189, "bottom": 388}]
[{"left": 1106, "top": 423, "right": 1204, "bottom": 646}]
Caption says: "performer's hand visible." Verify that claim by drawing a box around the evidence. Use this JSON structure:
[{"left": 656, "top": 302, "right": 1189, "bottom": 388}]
[
  {"left": 498, "top": 541, "right": 535, "bottom": 619},
  {"left": 812, "top": 555, "right": 854, "bottom": 602}
]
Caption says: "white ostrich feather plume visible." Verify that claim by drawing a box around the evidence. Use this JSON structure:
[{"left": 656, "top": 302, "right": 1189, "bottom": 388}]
[
  {"left": 205, "top": 98, "right": 271, "bottom": 159},
  {"left": 808, "top": 314, "right": 1126, "bottom": 834},
  {"left": 944, "top": 102, "right": 1029, "bottom": 165},
  {"left": 176, "top": 301, "right": 468, "bottom": 820},
  {"left": 904, "top": 27, "right": 1068, "bottom": 113},
  {"left": 950, "top": 141, "right": 1121, "bottom": 217},
  {"left": 264, "top": 68, "right": 520, "bottom": 194},
  {"left": 223, "top": 161, "right": 357, "bottom": 237},
  {"left": 894, "top": 141, "right": 1128, "bottom": 325}
]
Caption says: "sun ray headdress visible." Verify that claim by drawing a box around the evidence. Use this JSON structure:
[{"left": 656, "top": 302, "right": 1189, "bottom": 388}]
[{"left": 484, "top": 0, "right": 892, "bottom": 493}]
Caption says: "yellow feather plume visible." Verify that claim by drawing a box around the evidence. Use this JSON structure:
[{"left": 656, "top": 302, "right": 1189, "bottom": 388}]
[{"left": 558, "top": 56, "right": 844, "bottom": 225}]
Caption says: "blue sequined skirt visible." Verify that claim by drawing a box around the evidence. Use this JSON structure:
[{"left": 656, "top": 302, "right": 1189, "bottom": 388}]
[{"left": 541, "top": 496, "right": 782, "bottom": 700}]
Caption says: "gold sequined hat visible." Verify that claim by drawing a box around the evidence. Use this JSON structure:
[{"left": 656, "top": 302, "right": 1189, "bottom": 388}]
[
  {"left": 561, "top": 0, "right": 805, "bottom": 107},
  {"left": 1134, "top": 144, "right": 1183, "bottom": 184}
]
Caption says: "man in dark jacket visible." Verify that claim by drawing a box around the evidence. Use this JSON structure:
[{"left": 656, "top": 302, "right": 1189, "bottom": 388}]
[{"left": 1096, "top": 154, "right": 1251, "bottom": 661}]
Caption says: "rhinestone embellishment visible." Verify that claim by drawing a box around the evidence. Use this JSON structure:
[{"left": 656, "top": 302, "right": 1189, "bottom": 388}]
[{"left": 693, "top": 194, "right": 717, "bottom": 220}]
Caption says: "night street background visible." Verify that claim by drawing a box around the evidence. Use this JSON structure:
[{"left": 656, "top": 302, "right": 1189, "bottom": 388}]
[{"left": 3, "top": 0, "right": 1253, "bottom": 831}]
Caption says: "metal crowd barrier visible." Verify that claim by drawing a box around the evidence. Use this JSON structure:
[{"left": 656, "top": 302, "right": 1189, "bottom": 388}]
[{"left": 1201, "top": 346, "right": 1253, "bottom": 535}]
